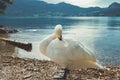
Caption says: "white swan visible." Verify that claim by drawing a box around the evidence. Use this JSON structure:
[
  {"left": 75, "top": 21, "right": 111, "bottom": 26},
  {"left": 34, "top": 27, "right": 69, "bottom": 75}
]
[
  {"left": 40, "top": 24, "right": 103, "bottom": 69},
  {"left": 40, "top": 24, "right": 103, "bottom": 78}
]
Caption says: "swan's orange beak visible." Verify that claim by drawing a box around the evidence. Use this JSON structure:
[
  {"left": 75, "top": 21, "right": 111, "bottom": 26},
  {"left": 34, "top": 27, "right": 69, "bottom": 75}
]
[{"left": 58, "top": 35, "right": 62, "bottom": 41}]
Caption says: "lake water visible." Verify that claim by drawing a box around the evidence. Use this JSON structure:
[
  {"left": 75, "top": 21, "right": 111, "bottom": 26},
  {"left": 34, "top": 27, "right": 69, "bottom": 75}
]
[{"left": 0, "top": 17, "right": 120, "bottom": 66}]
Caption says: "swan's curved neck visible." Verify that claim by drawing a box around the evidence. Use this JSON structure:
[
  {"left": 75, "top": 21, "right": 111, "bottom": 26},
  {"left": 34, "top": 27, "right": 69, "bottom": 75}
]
[{"left": 40, "top": 34, "right": 56, "bottom": 54}]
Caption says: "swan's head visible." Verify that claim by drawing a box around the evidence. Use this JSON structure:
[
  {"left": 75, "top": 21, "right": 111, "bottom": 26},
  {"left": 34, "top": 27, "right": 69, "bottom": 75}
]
[{"left": 54, "top": 24, "right": 62, "bottom": 40}]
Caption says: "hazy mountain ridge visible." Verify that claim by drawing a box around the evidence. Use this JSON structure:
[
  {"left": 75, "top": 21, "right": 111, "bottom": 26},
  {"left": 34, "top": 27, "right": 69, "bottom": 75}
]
[{"left": 2, "top": 0, "right": 120, "bottom": 16}]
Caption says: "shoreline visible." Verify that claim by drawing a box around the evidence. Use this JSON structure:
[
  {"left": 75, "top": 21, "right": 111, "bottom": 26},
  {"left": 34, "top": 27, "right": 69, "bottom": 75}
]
[{"left": 0, "top": 56, "right": 120, "bottom": 80}]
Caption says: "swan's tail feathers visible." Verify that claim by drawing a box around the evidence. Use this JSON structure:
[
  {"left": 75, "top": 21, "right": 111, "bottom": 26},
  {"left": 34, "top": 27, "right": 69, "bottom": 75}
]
[{"left": 96, "top": 62, "right": 106, "bottom": 69}]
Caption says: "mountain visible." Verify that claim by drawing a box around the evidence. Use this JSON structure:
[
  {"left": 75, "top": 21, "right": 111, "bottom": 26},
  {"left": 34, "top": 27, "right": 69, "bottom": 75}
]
[
  {"left": 104, "top": 2, "right": 120, "bottom": 16},
  {"left": 108, "top": 2, "right": 120, "bottom": 9},
  {"left": 95, "top": 2, "right": 120, "bottom": 16},
  {"left": 2, "top": 0, "right": 120, "bottom": 16}
]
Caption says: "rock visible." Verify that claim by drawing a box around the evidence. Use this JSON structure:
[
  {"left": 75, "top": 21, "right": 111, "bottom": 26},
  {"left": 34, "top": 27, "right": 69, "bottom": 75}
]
[
  {"left": 0, "top": 25, "right": 19, "bottom": 34},
  {"left": 0, "top": 55, "right": 2, "bottom": 69},
  {"left": 0, "top": 25, "right": 8, "bottom": 34},
  {"left": 0, "top": 56, "right": 120, "bottom": 80},
  {"left": 8, "top": 29, "right": 19, "bottom": 33}
]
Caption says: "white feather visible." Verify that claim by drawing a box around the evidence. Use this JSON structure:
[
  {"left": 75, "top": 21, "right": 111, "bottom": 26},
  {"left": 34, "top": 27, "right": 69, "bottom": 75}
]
[{"left": 40, "top": 24, "right": 104, "bottom": 69}]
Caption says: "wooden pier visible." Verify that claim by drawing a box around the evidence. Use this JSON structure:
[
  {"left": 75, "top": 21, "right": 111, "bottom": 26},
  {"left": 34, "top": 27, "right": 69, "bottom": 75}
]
[{"left": 0, "top": 37, "right": 32, "bottom": 52}]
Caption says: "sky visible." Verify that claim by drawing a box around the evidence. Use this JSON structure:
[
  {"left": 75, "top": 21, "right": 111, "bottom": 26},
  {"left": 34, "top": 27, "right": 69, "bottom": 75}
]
[{"left": 42, "top": 0, "right": 120, "bottom": 7}]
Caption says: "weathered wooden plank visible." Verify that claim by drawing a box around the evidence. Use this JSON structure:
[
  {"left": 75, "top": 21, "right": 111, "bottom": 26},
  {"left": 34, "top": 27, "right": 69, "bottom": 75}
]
[{"left": 0, "top": 37, "right": 32, "bottom": 52}]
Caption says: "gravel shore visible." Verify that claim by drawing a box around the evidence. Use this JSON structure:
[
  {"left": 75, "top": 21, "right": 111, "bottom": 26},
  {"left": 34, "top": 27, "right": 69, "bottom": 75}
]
[{"left": 0, "top": 56, "right": 120, "bottom": 80}]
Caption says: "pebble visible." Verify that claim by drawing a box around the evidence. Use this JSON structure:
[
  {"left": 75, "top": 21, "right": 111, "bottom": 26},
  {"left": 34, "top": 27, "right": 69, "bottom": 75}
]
[{"left": 0, "top": 56, "right": 120, "bottom": 80}]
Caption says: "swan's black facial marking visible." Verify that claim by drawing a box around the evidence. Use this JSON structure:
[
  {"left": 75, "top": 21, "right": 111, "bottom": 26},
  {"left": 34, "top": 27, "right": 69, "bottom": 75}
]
[{"left": 58, "top": 35, "right": 62, "bottom": 41}]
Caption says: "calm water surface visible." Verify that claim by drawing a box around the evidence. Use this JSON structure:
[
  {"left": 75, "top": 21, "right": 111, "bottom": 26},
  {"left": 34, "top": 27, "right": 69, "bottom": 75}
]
[{"left": 0, "top": 17, "right": 120, "bottom": 66}]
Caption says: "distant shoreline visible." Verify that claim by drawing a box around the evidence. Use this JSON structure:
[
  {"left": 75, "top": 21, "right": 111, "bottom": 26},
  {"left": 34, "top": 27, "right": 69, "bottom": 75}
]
[{"left": 0, "top": 16, "right": 120, "bottom": 18}]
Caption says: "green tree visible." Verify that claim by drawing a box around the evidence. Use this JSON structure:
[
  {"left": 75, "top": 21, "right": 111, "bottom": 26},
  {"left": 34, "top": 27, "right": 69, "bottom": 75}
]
[{"left": 0, "top": 0, "right": 13, "bottom": 14}]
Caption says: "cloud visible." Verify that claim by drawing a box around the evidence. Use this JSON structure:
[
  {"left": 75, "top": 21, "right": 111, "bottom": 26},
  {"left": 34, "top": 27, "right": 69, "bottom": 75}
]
[
  {"left": 66, "top": 0, "right": 96, "bottom": 7},
  {"left": 43, "top": 0, "right": 96, "bottom": 7},
  {"left": 94, "top": 0, "right": 120, "bottom": 7}
]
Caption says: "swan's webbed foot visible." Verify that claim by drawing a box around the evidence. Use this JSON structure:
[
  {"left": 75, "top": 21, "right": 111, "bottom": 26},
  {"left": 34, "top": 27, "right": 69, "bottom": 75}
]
[{"left": 53, "top": 68, "right": 69, "bottom": 79}]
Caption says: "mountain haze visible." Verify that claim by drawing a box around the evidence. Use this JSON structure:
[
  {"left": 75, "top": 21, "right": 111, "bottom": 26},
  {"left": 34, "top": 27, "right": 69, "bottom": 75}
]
[{"left": 3, "top": 0, "right": 120, "bottom": 16}]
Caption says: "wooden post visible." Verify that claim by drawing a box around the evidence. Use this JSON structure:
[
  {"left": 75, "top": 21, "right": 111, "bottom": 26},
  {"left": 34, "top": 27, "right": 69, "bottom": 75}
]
[{"left": 0, "top": 37, "right": 32, "bottom": 52}]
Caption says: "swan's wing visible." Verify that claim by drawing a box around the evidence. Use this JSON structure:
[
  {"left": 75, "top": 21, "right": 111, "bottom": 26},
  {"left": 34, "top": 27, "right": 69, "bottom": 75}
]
[
  {"left": 46, "top": 38, "right": 96, "bottom": 62},
  {"left": 46, "top": 39, "right": 66, "bottom": 58},
  {"left": 65, "top": 39, "right": 96, "bottom": 61}
]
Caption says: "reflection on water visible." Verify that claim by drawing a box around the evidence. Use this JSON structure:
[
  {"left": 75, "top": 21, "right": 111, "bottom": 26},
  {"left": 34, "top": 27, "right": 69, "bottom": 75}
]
[
  {"left": 107, "top": 17, "right": 120, "bottom": 27},
  {"left": 0, "top": 17, "right": 120, "bottom": 66},
  {"left": 0, "top": 34, "right": 16, "bottom": 56}
]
